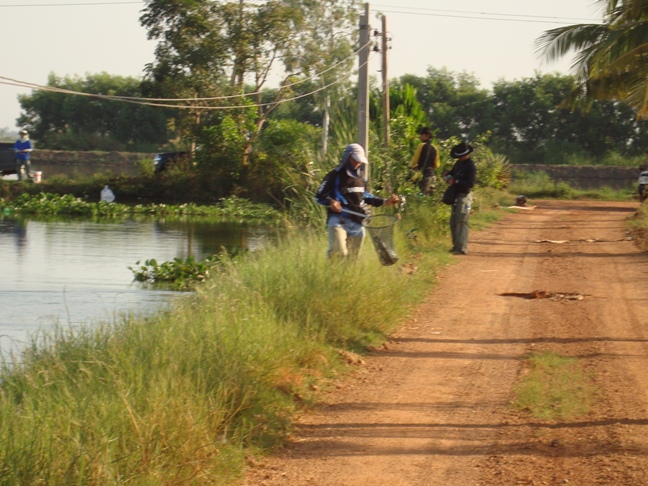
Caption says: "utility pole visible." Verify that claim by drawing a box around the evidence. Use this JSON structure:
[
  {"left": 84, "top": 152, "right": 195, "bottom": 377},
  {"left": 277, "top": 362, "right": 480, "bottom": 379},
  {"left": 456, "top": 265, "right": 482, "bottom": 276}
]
[
  {"left": 381, "top": 15, "right": 390, "bottom": 148},
  {"left": 357, "top": 3, "right": 370, "bottom": 156}
]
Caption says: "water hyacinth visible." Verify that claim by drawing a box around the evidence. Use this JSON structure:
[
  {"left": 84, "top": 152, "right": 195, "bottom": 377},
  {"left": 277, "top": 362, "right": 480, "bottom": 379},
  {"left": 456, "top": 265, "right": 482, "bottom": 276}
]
[{"left": 1, "top": 193, "right": 282, "bottom": 222}]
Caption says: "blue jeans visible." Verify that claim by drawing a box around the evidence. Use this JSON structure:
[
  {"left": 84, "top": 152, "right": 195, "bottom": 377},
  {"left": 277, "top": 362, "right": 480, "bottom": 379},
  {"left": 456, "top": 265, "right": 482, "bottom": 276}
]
[{"left": 327, "top": 214, "right": 365, "bottom": 259}]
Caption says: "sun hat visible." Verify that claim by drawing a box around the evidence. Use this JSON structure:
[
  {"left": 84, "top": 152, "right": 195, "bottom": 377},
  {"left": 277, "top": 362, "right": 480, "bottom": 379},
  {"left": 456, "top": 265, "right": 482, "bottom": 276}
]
[{"left": 450, "top": 142, "right": 473, "bottom": 158}]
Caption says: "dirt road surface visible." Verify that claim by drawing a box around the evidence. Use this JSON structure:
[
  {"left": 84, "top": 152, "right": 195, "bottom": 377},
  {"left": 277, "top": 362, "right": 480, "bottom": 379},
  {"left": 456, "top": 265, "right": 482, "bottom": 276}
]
[{"left": 243, "top": 200, "right": 648, "bottom": 486}]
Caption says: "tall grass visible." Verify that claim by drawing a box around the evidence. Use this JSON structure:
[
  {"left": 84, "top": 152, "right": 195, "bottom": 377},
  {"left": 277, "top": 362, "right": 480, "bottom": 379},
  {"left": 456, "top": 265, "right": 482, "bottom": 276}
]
[{"left": 0, "top": 195, "right": 480, "bottom": 484}]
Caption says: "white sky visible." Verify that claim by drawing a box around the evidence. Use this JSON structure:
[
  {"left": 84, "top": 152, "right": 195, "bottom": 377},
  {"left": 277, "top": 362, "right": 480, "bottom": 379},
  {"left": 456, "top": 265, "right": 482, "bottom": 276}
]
[{"left": 0, "top": 0, "right": 603, "bottom": 131}]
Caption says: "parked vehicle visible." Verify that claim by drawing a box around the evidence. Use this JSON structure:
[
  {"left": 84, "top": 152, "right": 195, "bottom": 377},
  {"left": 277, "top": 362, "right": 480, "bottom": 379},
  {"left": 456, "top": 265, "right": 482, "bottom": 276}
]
[
  {"left": 639, "top": 167, "right": 648, "bottom": 202},
  {"left": 153, "top": 151, "right": 191, "bottom": 173},
  {"left": 0, "top": 142, "right": 16, "bottom": 175}
]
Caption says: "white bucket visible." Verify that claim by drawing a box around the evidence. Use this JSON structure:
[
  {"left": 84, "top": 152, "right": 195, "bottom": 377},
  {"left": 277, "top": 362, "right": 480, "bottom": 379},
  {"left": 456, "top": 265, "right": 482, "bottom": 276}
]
[{"left": 33, "top": 171, "right": 42, "bottom": 183}]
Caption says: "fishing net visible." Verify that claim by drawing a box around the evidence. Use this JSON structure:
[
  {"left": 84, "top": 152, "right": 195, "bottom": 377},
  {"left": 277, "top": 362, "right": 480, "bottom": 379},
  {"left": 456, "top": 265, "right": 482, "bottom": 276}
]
[{"left": 362, "top": 214, "right": 399, "bottom": 266}]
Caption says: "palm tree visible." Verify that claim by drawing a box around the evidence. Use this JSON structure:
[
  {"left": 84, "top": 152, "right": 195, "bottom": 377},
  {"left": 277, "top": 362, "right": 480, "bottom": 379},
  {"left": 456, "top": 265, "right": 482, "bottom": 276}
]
[{"left": 536, "top": 0, "right": 648, "bottom": 119}]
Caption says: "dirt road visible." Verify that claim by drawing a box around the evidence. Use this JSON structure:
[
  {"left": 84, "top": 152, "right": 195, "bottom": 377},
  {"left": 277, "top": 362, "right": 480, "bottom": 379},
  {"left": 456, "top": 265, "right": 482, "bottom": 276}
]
[{"left": 244, "top": 200, "right": 648, "bottom": 486}]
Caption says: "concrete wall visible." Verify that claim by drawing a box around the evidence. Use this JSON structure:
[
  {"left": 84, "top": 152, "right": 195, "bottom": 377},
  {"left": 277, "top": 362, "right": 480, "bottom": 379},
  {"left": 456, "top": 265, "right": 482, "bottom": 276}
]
[
  {"left": 512, "top": 164, "right": 641, "bottom": 190},
  {"left": 20, "top": 151, "right": 644, "bottom": 190},
  {"left": 29, "top": 150, "right": 151, "bottom": 178}
]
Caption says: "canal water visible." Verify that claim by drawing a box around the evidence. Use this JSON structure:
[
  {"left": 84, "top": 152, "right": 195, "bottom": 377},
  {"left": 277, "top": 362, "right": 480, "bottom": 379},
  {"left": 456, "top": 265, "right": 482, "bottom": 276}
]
[{"left": 0, "top": 215, "right": 272, "bottom": 359}]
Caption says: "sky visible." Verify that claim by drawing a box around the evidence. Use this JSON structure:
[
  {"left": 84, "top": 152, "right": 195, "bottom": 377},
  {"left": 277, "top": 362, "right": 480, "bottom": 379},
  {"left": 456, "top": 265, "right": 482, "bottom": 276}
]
[{"left": 0, "top": 0, "right": 604, "bottom": 132}]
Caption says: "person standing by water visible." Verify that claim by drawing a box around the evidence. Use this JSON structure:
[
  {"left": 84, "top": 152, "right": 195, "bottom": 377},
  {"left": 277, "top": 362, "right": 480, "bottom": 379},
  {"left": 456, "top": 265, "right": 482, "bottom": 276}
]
[
  {"left": 442, "top": 142, "right": 476, "bottom": 255},
  {"left": 316, "top": 143, "right": 399, "bottom": 259},
  {"left": 410, "top": 127, "right": 439, "bottom": 195},
  {"left": 14, "top": 129, "right": 33, "bottom": 182}
]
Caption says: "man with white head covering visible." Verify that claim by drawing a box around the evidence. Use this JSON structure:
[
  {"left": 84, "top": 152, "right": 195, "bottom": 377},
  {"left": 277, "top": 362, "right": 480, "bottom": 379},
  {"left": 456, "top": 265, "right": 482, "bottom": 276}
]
[
  {"left": 316, "top": 143, "right": 399, "bottom": 259},
  {"left": 14, "top": 129, "right": 34, "bottom": 182}
]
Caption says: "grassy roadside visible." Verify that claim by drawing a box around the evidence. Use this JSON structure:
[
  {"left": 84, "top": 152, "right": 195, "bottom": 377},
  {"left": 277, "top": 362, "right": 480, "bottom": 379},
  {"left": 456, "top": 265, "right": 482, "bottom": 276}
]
[{"left": 0, "top": 190, "right": 510, "bottom": 484}]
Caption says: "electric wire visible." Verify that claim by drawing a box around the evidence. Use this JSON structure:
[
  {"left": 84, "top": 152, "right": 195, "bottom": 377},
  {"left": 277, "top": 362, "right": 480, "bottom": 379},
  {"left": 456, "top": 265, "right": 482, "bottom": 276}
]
[
  {"left": 0, "top": 38, "right": 368, "bottom": 104},
  {"left": 1, "top": 1, "right": 602, "bottom": 26},
  {"left": 0, "top": 52, "right": 376, "bottom": 111},
  {"left": 371, "top": 4, "right": 601, "bottom": 23},
  {"left": 0, "top": 1, "right": 141, "bottom": 6},
  {"left": 372, "top": 9, "right": 600, "bottom": 25}
]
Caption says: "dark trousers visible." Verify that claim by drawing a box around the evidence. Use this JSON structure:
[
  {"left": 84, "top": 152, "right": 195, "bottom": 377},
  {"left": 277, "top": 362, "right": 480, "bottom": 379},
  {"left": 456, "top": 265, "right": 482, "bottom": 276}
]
[
  {"left": 450, "top": 194, "right": 472, "bottom": 252},
  {"left": 16, "top": 159, "right": 33, "bottom": 181}
]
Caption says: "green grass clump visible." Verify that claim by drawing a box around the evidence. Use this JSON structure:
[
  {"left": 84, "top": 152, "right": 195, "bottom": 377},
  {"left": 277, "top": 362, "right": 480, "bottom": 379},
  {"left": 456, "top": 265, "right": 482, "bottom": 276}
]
[
  {"left": 0, "top": 192, "right": 281, "bottom": 222},
  {"left": 513, "top": 352, "right": 596, "bottom": 420}
]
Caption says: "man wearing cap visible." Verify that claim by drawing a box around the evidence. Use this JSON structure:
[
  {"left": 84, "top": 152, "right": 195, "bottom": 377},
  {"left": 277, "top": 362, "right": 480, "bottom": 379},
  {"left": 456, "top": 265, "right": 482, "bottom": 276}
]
[
  {"left": 14, "top": 129, "right": 34, "bottom": 182},
  {"left": 410, "top": 127, "right": 439, "bottom": 195},
  {"left": 442, "top": 142, "right": 477, "bottom": 255},
  {"left": 316, "top": 143, "right": 399, "bottom": 259}
]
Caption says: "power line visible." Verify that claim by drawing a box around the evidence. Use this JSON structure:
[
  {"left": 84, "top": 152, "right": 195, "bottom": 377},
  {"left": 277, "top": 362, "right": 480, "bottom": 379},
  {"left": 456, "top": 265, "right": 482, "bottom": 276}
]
[
  {"left": 0, "top": 53, "right": 376, "bottom": 111},
  {"left": 0, "top": 39, "right": 366, "bottom": 105},
  {"left": 0, "top": 1, "right": 141, "bottom": 7},
  {"left": 366, "top": 4, "right": 602, "bottom": 25}
]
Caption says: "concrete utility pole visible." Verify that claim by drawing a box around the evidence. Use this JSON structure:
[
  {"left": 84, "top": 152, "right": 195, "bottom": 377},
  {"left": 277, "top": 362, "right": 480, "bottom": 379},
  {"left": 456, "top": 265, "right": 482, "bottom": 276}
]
[
  {"left": 357, "top": 3, "right": 370, "bottom": 155},
  {"left": 381, "top": 15, "right": 390, "bottom": 148}
]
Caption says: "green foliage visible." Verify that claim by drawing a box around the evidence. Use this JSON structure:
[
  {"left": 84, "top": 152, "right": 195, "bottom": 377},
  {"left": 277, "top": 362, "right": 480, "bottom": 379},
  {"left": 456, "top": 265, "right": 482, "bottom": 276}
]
[
  {"left": 1, "top": 193, "right": 282, "bottom": 222},
  {"left": 509, "top": 170, "right": 575, "bottom": 199},
  {"left": 130, "top": 253, "right": 241, "bottom": 290},
  {"left": 474, "top": 147, "right": 511, "bottom": 191},
  {"left": 396, "top": 68, "right": 492, "bottom": 141},
  {"left": 536, "top": 0, "right": 648, "bottom": 119},
  {"left": 140, "top": 0, "right": 308, "bottom": 159},
  {"left": 490, "top": 73, "right": 648, "bottom": 163},
  {"left": 393, "top": 69, "right": 648, "bottom": 165},
  {"left": 248, "top": 119, "right": 320, "bottom": 201},
  {"left": 17, "top": 73, "right": 171, "bottom": 151}
]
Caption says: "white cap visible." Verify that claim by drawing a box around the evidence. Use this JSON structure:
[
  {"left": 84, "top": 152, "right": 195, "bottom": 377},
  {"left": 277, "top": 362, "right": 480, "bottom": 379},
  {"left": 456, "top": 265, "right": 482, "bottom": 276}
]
[{"left": 348, "top": 143, "right": 368, "bottom": 164}]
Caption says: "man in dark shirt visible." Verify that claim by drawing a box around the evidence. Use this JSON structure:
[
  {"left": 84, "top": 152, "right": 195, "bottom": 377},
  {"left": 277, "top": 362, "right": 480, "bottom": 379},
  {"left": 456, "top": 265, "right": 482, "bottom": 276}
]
[
  {"left": 411, "top": 127, "right": 439, "bottom": 195},
  {"left": 443, "top": 142, "right": 477, "bottom": 255}
]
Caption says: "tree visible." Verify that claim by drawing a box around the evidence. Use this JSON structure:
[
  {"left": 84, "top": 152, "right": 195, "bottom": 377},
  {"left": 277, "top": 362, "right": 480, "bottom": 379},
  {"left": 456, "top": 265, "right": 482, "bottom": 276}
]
[
  {"left": 536, "top": 0, "right": 648, "bottom": 119},
  {"left": 140, "top": 0, "right": 306, "bottom": 162},
  {"left": 396, "top": 68, "right": 492, "bottom": 140},
  {"left": 17, "top": 73, "right": 170, "bottom": 151},
  {"left": 490, "top": 73, "right": 648, "bottom": 163},
  {"left": 285, "top": 0, "right": 358, "bottom": 156}
]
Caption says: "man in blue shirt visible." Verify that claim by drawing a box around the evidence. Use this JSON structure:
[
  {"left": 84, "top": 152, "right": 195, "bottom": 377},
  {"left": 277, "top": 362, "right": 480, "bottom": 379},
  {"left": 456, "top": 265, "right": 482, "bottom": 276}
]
[
  {"left": 315, "top": 143, "right": 399, "bottom": 259},
  {"left": 14, "top": 129, "right": 33, "bottom": 182}
]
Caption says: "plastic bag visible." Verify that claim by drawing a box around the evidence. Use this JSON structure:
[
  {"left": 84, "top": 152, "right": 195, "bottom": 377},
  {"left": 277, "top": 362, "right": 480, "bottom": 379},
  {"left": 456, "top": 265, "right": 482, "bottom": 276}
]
[{"left": 100, "top": 185, "right": 115, "bottom": 203}]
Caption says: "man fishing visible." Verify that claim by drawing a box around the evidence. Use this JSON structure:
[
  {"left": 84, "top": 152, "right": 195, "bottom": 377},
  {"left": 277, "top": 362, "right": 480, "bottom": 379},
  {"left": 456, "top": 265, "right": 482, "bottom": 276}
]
[{"left": 316, "top": 143, "right": 399, "bottom": 259}]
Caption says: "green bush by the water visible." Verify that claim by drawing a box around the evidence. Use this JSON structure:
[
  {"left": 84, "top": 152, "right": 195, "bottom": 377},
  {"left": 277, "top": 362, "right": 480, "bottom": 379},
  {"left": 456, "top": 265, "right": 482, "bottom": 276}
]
[{"left": 0, "top": 192, "right": 281, "bottom": 222}]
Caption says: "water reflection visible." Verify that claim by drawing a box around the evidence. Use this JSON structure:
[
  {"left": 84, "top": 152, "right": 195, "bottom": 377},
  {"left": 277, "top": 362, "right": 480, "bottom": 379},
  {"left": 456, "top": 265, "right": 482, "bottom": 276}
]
[{"left": 0, "top": 214, "right": 274, "bottom": 359}]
